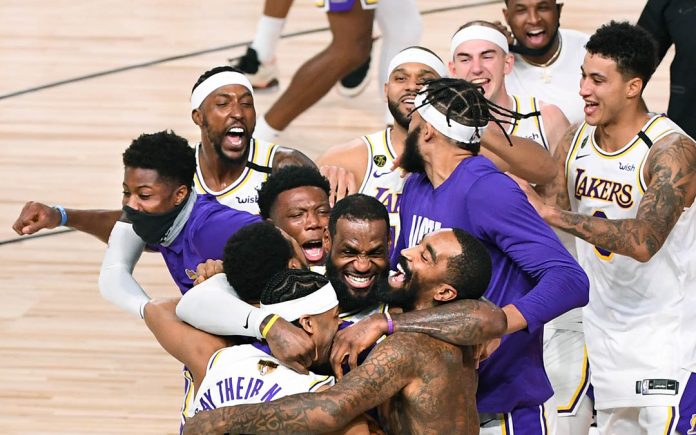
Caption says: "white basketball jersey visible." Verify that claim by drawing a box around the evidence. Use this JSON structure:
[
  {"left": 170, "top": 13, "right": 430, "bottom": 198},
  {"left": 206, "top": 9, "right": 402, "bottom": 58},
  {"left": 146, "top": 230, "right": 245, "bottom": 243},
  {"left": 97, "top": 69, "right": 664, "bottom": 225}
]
[
  {"left": 185, "top": 344, "right": 334, "bottom": 418},
  {"left": 506, "top": 29, "right": 589, "bottom": 125},
  {"left": 508, "top": 95, "right": 549, "bottom": 150},
  {"left": 566, "top": 115, "right": 696, "bottom": 408},
  {"left": 359, "top": 129, "right": 406, "bottom": 249},
  {"left": 193, "top": 138, "right": 278, "bottom": 214}
]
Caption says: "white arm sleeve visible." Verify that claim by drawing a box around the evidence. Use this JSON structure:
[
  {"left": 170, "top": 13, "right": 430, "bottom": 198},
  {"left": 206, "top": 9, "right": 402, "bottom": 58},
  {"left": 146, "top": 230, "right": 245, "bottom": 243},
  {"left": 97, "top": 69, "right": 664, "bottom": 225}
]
[
  {"left": 98, "top": 221, "right": 149, "bottom": 318},
  {"left": 176, "top": 273, "right": 268, "bottom": 340}
]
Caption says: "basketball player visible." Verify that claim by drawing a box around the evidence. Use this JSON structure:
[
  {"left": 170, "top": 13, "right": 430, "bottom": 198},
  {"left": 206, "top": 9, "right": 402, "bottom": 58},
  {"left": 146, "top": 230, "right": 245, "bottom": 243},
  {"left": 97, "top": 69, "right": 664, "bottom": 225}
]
[
  {"left": 184, "top": 227, "right": 503, "bottom": 435},
  {"left": 502, "top": 0, "right": 590, "bottom": 125},
  {"left": 257, "top": 165, "right": 332, "bottom": 267},
  {"left": 522, "top": 21, "right": 696, "bottom": 435},
  {"left": 318, "top": 46, "right": 557, "bottom": 249},
  {"left": 450, "top": 20, "right": 593, "bottom": 433},
  {"left": 11, "top": 66, "right": 314, "bottom": 242},
  {"left": 144, "top": 269, "right": 367, "bottom": 434},
  {"left": 98, "top": 130, "right": 260, "bottom": 317},
  {"left": 390, "top": 77, "right": 589, "bottom": 434}
]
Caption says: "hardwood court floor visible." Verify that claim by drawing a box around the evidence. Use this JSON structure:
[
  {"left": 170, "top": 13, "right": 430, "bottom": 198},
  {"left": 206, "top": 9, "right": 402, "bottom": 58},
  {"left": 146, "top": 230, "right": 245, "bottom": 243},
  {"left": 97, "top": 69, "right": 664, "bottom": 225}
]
[{"left": 0, "top": 1, "right": 670, "bottom": 433}]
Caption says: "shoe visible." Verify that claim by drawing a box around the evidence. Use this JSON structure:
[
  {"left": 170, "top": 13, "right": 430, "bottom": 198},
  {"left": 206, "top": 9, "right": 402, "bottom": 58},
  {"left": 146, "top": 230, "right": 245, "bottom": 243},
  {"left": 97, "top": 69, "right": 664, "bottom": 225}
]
[
  {"left": 336, "top": 56, "right": 371, "bottom": 98},
  {"left": 230, "top": 47, "right": 279, "bottom": 91}
]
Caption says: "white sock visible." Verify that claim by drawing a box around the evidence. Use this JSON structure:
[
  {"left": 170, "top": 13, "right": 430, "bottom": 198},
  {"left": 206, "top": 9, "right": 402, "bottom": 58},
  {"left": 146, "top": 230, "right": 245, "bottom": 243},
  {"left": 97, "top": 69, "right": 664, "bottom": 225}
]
[
  {"left": 250, "top": 15, "right": 286, "bottom": 63},
  {"left": 254, "top": 116, "right": 281, "bottom": 141}
]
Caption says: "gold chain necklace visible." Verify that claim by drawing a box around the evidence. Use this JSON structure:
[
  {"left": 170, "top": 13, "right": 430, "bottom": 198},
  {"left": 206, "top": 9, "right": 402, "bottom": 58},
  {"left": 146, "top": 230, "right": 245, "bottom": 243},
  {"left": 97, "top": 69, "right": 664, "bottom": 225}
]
[{"left": 524, "top": 33, "right": 563, "bottom": 68}]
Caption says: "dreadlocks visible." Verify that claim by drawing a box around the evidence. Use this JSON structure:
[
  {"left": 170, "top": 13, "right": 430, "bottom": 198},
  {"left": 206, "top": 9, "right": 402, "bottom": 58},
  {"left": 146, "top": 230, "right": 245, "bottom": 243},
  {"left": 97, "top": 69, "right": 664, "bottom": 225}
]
[{"left": 411, "top": 77, "right": 538, "bottom": 150}]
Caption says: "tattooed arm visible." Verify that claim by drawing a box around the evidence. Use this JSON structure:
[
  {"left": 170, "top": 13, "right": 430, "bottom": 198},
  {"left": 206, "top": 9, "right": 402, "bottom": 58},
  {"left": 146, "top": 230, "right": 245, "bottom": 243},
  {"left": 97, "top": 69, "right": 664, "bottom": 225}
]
[
  {"left": 538, "top": 132, "right": 696, "bottom": 262},
  {"left": 329, "top": 299, "right": 506, "bottom": 376},
  {"left": 184, "top": 334, "right": 418, "bottom": 435}
]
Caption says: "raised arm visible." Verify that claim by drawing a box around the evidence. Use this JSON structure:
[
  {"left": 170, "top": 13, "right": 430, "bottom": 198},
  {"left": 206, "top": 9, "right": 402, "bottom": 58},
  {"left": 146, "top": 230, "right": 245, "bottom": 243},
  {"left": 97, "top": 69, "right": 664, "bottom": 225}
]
[
  {"left": 537, "top": 132, "right": 696, "bottom": 262},
  {"left": 144, "top": 297, "right": 227, "bottom": 386},
  {"left": 184, "top": 334, "right": 418, "bottom": 435},
  {"left": 480, "top": 125, "right": 557, "bottom": 185},
  {"left": 12, "top": 201, "right": 121, "bottom": 243}
]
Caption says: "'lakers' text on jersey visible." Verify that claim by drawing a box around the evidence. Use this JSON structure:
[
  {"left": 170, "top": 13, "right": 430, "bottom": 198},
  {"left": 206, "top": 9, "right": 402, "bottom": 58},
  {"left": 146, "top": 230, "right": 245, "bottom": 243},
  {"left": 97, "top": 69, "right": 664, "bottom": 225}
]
[
  {"left": 359, "top": 129, "right": 406, "bottom": 249},
  {"left": 567, "top": 114, "right": 696, "bottom": 409},
  {"left": 193, "top": 138, "right": 278, "bottom": 214}
]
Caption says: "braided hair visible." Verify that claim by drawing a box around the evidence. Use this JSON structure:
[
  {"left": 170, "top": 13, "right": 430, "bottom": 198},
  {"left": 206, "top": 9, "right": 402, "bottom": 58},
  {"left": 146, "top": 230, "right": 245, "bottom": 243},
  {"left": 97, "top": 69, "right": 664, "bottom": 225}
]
[
  {"left": 411, "top": 77, "right": 538, "bottom": 151},
  {"left": 260, "top": 269, "right": 329, "bottom": 305}
]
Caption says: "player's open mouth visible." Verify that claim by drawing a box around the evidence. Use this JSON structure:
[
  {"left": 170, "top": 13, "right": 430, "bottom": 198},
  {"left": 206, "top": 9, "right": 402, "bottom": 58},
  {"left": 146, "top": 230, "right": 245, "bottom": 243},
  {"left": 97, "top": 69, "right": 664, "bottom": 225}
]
[
  {"left": 226, "top": 127, "right": 246, "bottom": 146},
  {"left": 388, "top": 262, "right": 411, "bottom": 288},
  {"left": 344, "top": 272, "right": 375, "bottom": 289},
  {"left": 470, "top": 78, "right": 490, "bottom": 86},
  {"left": 302, "top": 240, "right": 325, "bottom": 263},
  {"left": 526, "top": 29, "right": 546, "bottom": 45},
  {"left": 584, "top": 101, "right": 599, "bottom": 116}
]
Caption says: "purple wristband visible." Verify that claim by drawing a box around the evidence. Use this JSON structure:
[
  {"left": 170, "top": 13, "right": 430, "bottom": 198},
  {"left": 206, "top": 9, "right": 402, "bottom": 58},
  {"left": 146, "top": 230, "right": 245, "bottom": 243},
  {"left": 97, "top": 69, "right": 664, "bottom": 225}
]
[{"left": 384, "top": 312, "right": 394, "bottom": 335}]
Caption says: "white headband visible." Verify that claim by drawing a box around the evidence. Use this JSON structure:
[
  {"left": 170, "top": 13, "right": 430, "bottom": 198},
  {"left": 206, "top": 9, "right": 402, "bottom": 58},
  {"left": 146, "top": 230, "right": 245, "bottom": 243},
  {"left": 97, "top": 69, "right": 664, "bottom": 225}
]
[
  {"left": 414, "top": 89, "right": 487, "bottom": 144},
  {"left": 260, "top": 282, "right": 339, "bottom": 322},
  {"left": 190, "top": 71, "right": 254, "bottom": 109},
  {"left": 387, "top": 47, "right": 448, "bottom": 79},
  {"left": 450, "top": 25, "right": 509, "bottom": 60}
]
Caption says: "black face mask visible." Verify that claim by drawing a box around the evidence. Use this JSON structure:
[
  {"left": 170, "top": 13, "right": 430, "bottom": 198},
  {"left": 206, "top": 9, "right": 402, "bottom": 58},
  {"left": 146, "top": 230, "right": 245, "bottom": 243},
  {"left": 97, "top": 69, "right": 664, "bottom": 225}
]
[{"left": 122, "top": 197, "right": 188, "bottom": 245}]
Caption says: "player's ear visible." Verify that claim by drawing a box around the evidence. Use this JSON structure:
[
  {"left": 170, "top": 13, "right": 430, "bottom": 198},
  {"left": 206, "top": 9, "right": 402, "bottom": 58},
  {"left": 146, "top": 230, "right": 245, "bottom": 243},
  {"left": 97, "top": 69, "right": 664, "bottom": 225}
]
[
  {"left": 434, "top": 284, "right": 458, "bottom": 303},
  {"left": 174, "top": 185, "right": 189, "bottom": 205},
  {"left": 287, "top": 257, "right": 304, "bottom": 270},
  {"left": 297, "top": 315, "right": 313, "bottom": 334},
  {"left": 191, "top": 108, "right": 202, "bottom": 127},
  {"left": 504, "top": 52, "right": 514, "bottom": 75},
  {"left": 383, "top": 82, "right": 389, "bottom": 103},
  {"left": 322, "top": 228, "right": 332, "bottom": 252},
  {"left": 626, "top": 77, "right": 644, "bottom": 100}
]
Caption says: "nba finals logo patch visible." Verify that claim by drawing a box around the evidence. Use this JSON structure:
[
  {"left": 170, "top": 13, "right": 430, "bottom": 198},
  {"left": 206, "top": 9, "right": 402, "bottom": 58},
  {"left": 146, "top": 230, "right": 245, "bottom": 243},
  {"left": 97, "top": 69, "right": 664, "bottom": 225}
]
[
  {"left": 257, "top": 359, "right": 278, "bottom": 376},
  {"left": 580, "top": 137, "right": 588, "bottom": 149},
  {"left": 185, "top": 269, "right": 199, "bottom": 281},
  {"left": 373, "top": 155, "right": 387, "bottom": 167}
]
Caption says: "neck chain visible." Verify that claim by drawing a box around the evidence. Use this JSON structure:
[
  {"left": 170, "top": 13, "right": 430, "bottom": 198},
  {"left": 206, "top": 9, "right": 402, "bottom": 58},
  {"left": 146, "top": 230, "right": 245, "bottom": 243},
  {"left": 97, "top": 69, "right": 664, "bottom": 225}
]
[{"left": 525, "top": 33, "right": 563, "bottom": 68}]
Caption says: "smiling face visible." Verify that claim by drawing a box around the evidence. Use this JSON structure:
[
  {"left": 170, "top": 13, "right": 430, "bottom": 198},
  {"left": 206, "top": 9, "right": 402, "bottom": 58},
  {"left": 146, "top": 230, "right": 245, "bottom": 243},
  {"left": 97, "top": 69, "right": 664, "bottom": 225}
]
[
  {"left": 385, "top": 62, "right": 441, "bottom": 130},
  {"left": 324, "top": 218, "right": 390, "bottom": 312},
  {"left": 579, "top": 53, "right": 635, "bottom": 127},
  {"left": 503, "top": 0, "right": 560, "bottom": 51},
  {"left": 270, "top": 186, "right": 331, "bottom": 266},
  {"left": 449, "top": 39, "right": 512, "bottom": 103},
  {"left": 193, "top": 83, "right": 256, "bottom": 164},
  {"left": 385, "top": 230, "right": 462, "bottom": 310}
]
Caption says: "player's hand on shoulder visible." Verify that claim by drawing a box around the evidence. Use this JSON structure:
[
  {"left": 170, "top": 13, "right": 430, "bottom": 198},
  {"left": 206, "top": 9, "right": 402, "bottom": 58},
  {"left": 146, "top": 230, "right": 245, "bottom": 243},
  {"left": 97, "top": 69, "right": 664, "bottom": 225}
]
[
  {"left": 12, "top": 201, "right": 61, "bottom": 235},
  {"left": 265, "top": 316, "right": 315, "bottom": 374},
  {"left": 193, "top": 259, "right": 224, "bottom": 285},
  {"left": 330, "top": 313, "right": 387, "bottom": 379},
  {"left": 320, "top": 165, "right": 358, "bottom": 207},
  {"left": 473, "top": 337, "right": 501, "bottom": 369}
]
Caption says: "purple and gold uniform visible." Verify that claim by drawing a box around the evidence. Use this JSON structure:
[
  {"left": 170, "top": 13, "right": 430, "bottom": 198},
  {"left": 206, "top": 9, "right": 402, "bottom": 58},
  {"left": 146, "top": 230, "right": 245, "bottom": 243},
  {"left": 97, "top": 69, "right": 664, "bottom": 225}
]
[
  {"left": 316, "top": 0, "right": 378, "bottom": 13},
  {"left": 150, "top": 194, "right": 260, "bottom": 294},
  {"left": 394, "top": 155, "right": 589, "bottom": 433}
]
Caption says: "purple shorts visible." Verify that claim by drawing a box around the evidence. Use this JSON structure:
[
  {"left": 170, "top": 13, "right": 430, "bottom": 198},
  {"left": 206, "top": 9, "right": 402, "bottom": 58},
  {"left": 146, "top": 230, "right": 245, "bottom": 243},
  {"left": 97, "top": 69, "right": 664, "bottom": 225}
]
[
  {"left": 316, "top": 0, "right": 378, "bottom": 13},
  {"left": 678, "top": 372, "right": 696, "bottom": 435}
]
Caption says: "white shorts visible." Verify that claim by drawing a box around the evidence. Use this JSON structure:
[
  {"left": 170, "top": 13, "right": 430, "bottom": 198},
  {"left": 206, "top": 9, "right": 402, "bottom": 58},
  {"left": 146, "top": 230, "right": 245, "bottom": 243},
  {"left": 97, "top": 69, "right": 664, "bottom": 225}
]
[{"left": 596, "top": 406, "right": 678, "bottom": 435}]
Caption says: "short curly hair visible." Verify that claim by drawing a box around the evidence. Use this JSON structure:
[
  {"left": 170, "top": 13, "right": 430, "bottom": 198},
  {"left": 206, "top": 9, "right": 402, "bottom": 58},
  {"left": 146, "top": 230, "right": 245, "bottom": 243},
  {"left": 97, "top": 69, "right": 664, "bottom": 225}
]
[
  {"left": 328, "top": 194, "right": 389, "bottom": 238},
  {"left": 257, "top": 165, "right": 331, "bottom": 219},
  {"left": 586, "top": 21, "right": 658, "bottom": 87},
  {"left": 122, "top": 130, "right": 195, "bottom": 187},
  {"left": 223, "top": 221, "right": 294, "bottom": 302},
  {"left": 446, "top": 228, "right": 492, "bottom": 301}
]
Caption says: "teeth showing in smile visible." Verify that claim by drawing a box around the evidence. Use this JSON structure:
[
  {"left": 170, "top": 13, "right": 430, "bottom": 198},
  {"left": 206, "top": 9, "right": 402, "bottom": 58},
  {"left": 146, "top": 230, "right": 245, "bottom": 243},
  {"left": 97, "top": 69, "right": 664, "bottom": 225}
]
[
  {"left": 397, "top": 263, "right": 405, "bottom": 274},
  {"left": 528, "top": 29, "right": 544, "bottom": 36},
  {"left": 471, "top": 78, "right": 488, "bottom": 85},
  {"left": 345, "top": 273, "right": 374, "bottom": 289},
  {"left": 228, "top": 127, "right": 244, "bottom": 134}
]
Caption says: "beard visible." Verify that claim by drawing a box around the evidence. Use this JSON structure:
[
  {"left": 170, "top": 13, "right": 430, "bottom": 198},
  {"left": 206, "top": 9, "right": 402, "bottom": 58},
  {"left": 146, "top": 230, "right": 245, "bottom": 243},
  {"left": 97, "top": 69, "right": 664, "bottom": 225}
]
[
  {"left": 400, "top": 125, "right": 426, "bottom": 173},
  {"left": 387, "top": 98, "right": 411, "bottom": 130},
  {"left": 202, "top": 115, "right": 249, "bottom": 165},
  {"left": 325, "top": 255, "right": 387, "bottom": 313},
  {"left": 376, "top": 256, "right": 419, "bottom": 311}
]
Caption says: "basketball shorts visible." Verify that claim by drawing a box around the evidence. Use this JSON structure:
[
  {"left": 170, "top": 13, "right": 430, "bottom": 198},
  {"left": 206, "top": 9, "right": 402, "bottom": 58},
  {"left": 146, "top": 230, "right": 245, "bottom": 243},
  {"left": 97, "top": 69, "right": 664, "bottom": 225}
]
[{"left": 316, "top": 0, "right": 378, "bottom": 13}]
